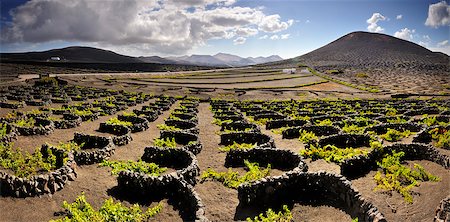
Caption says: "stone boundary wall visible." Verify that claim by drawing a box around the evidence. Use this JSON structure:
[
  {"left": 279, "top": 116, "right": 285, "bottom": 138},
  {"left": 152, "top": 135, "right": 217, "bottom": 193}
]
[
  {"left": 341, "top": 143, "right": 450, "bottom": 179},
  {"left": 237, "top": 171, "right": 386, "bottom": 222},
  {"left": 15, "top": 117, "right": 55, "bottom": 136},
  {"left": 318, "top": 134, "right": 373, "bottom": 148},
  {"left": 220, "top": 132, "right": 275, "bottom": 149},
  {"left": 0, "top": 150, "right": 77, "bottom": 197},
  {"left": 282, "top": 125, "right": 341, "bottom": 139},
  {"left": 225, "top": 148, "right": 308, "bottom": 171},
  {"left": 72, "top": 133, "right": 115, "bottom": 165},
  {"left": 141, "top": 146, "right": 199, "bottom": 185}
]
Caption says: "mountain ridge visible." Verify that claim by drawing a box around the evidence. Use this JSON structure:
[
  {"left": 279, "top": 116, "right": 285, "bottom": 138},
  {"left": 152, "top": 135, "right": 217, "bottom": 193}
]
[{"left": 1, "top": 46, "right": 283, "bottom": 67}]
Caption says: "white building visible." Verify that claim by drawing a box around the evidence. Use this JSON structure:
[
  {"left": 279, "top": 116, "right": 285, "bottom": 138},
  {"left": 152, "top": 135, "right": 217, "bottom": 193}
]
[
  {"left": 50, "top": 57, "right": 61, "bottom": 61},
  {"left": 282, "top": 68, "right": 296, "bottom": 74}
]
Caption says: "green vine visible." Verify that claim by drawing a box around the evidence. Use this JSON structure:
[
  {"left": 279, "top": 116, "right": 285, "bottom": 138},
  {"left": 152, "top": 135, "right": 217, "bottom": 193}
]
[
  {"left": 51, "top": 193, "right": 162, "bottom": 222},
  {"left": 200, "top": 160, "right": 271, "bottom": 189}
]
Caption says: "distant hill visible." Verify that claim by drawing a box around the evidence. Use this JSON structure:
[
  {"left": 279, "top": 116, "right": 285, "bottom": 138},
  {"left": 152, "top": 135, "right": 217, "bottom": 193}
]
[
  {"left": 166, "top": 53, "right": 283, "bottom": 67},
  {"left": 1, "top": 46, "right": 283, "bottom": 67},
  {"left": 1, "top": 46, "right": 142, "bottom": 63},
  {"left": 138, "top": 56, "right": 176, "bottom": 64},
  {"left": 269, "top": 31, "right": 449, "bottom": 70}
]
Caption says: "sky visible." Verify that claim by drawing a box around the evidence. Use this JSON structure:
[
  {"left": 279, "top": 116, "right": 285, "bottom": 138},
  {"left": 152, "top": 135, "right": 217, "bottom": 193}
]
[{"left": 0, "top": 0, "right": 449, "bottom": 58}]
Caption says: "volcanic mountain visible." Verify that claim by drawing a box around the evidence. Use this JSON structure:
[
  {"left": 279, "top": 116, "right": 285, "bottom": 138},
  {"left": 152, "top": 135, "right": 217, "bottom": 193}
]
[
  {"left": 1, "top": 46, "right": 142, "bottom": 63},
  {"left": 276, "top": 31, "right": 449, "bottom": 70}
]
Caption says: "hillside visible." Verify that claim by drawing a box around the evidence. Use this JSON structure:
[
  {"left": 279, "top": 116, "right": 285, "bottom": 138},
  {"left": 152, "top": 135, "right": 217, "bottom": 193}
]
[
  {"left": 270, "top": 31, "right": 449, "bottom": 71},
  {"left": 1, "top": 46, "right": 142, "bottom": 63}
]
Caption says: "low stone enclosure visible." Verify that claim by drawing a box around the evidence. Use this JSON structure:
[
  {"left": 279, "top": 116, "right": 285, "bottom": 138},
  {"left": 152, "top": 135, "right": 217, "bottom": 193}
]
[
  {"left": 221, "top": 120, "right": 260, "bottom": 133},
  {"left": 117, "top": 171, "right": 207, "bottom": 221},
  {"left": 237, "top": 171, "right": 386, "bottom": 222},
  {"left": 0, "top": 149, "right": 77, "bottom": 197},
  {"left": 53, "top": 114, "right": 82, "bottom": 129},
  {"left": 71, "top": 133, "right": 115, "bottom": 165},
  {"left": 413, "top": 125, "right": 450, "bottom": 149},
  {"left": 282, "top": 125, "right": 341, "bottom": 139},
  {"left": 0, "top": 123, "right": 18, "bottom": 144},
  {"left": 220, "top": 132, "right": 275, "bottom": 148},
  {"left": 341, "top": 143, "right": 450, "bottom": 179},
  {"left": 141, "top": 146, "right": 199, "bottom": 185},
  {"left": 225, "top": 148, "right": 308, "bottom": 171},
  {"left": 364, "top": 123, "right": 423, "bottom": 134},
  {"left": 317, "top": 133, "right": 373, "bottom": 148},
  {"left": 265, "top": 118, "right": 309, "bottom": 130},
  {"left": 98, "top": 123, "right": 133, "bottom": 146},
  {"left": 165, "top": 119, "right": 199, "bottom": 134},
  {"left": 117, "top": 115, "right": 150, "bottom": 132},
  {"left": 116, "top": 145, "right": 206, "bottom": 221},
  {"left": 15, "top": 117, "right": 55, "bottom": 136},
  {"left": 434, "top": 196, "right": 450, "bottom": 222}
]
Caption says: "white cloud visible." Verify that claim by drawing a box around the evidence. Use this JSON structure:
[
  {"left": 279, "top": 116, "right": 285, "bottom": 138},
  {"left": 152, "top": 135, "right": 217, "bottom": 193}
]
[
  {"left": 233, "top": 36, "right": 246, "bottom": 45},
  {"left": 366, "top": 12, "right": 387, "bottom": 33},
  {"left": 396, "top": 14, "right": 402, "bottom": 20},
  {"left": 425, "top": 1, "right": 450, "bottom": 28},
  {"left": 418, "top": 41, "right": 429, "bottom": 47},
  {"left": 428, "top": 45, "right": 450, "bottom": 55},
  {"left": 394, "top": 28, "right": 415, "bottom": 41},
  {"left": 423, "top": 35, "right": 431, "bottom": 41},
  {"left": 270, "top": 35, "right": 279, "bottom": 40},
  {"left": 258, "top": 14, "right": 293, "bottom": 33},
  {"left": 259, "top": 35, "right": 268, "bottom": 39},
  {"left": 437, "top": 40, "right": 449, "bottom": 47},
  {"left": 0, "top": 0, "right": 293, "bottom": 56},
  {"left": 305, "top": 20, "right": 310, "bottom": 24},
  {"left": 280, "top": 34, "right": 290, "bottom": 39},
  {"left": 235, "top": 27, "right": 258, "bottom": 37}
]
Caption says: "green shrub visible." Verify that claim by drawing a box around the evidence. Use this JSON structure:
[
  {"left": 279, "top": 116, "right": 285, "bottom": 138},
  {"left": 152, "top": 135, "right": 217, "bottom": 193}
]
[
  {"left": 0, "top": 143, "right": 59, "bottom": 178},
  {"left": 211, "top": 119, "right": 233, "bottom": 126},
  {"left": 246, "top": 205, "right": 292, "bottom": 222},
  {"left": 355, "top": 73, "right": 368, "bottom": 78},
  {"left": 200, "top": 160, "right": 271, "bottom": 189},
  {"left": 300, "top": 144, "right": 368, "bottom": 163},
  {"left": 71, "top": 109, "right": 93, "bottom": 117},
  {"left": 52, "top": 141, "right": 84, "bottom": 152},
  {"left": 386, "top": 117, "right": 408, "bottom": 124},
  {"left": 14, "top": 118, "right": 36, "bottom": 127},
  {"left": 220, "top": 142, "right": 257, "bottom": 152},
  {"left": 99, "top": 160, "right": 167, "bottom": 176},
  {"left": 106, "top": 117, "right": 133, "bottom": 127},
  {"left": 122, "top": 111, "right": 137, "bottom": 117},
  {"left": 421, "top": 115, "right": 448, "bottom": 126},
  {"left": 380, "top": 129, "right": 411, "bottom": 142},
  {"left": 341, "top": 123, "right": 366, "bottom": 134},
  {"left": 157, "top": 124, "right": 181, "bottom": 131},
  {"left": 298, "top": 130, "right": 318, "bottom": 143},
  {"left": 153, "top": 137, "right": 177, "bottom": 148},
  {"left": 429, "top": 128, "right": 450, "bottom": 148},
  {"left": 51, "top": 193, "right": 162, "bottom": 222},
  {"left": 0, "top": 123, "right": 8, "bottom": 136},
  {"left": 315, "top": 119, "right": 333, "bottom": 126},
  {"left": 374, "top": 151, "right": 440, "bottom": 203}
]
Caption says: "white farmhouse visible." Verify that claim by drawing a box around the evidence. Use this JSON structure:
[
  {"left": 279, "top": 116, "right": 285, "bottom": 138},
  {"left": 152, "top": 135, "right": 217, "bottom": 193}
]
[
  {"left": 282, "top": 68, "right": 296, "bottom": 74},
  {"left": 50, "top": 57, "right": 61, "bottom": 61}
]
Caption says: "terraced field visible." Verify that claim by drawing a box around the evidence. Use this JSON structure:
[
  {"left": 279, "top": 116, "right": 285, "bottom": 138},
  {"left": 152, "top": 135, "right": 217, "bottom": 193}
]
[{"left": 0, "top": 71, "right": 449, "bottom": 222}]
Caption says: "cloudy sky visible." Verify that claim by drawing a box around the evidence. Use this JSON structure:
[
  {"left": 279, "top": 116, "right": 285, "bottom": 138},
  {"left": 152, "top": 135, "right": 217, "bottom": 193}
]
[{"left": 1, "top": 0, "right": 449, "bottom": 58}]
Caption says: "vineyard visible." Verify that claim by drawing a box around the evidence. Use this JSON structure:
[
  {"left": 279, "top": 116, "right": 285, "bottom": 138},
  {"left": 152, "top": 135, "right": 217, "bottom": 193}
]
[{"left": 0, "top": 76, "right": 449, "bottom": 222}]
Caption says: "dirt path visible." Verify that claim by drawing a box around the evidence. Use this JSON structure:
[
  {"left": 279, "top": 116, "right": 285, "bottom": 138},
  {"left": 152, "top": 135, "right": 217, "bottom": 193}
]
[
  {"left": 110, "top": 101, "right": 178, "bottom": 161},
  {"left": 195, "top": 102, "right": 240, "bottom": 221}
]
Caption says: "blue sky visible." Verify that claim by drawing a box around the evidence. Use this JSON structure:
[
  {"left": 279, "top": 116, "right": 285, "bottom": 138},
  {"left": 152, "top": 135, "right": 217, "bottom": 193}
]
[{"left": 1, "top": 0, "right": 449, "bottom": 58}]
